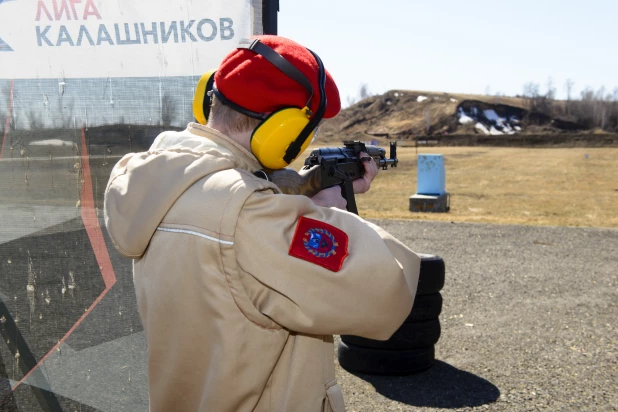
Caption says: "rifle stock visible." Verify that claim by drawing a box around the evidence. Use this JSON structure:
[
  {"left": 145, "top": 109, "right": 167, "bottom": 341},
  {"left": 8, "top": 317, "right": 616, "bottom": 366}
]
[{"left": 265, "top": 165, "right": 324, "bottom": 198}]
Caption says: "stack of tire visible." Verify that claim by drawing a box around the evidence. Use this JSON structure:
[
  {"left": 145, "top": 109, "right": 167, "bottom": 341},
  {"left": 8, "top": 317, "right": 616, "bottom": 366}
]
[{"left": 338, "top": 253, "right": 445, "bottom": 375}]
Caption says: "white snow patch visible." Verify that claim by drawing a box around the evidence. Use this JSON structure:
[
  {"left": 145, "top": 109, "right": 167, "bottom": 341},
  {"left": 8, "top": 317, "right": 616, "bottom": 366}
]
[
  {"left": 450, "top": 98, "right": 458, "bottom": 103},
  {"left": 489, "top": 126, "right": 503, "bottom": 135},
  {"left": 460, "top": 105, "right": 522, "bottom": 134},
  {"left": 484, "top": 109, "right": 510, "bottom": 127},
  {"left": 394, "top": 92, "right": 399, "bottom": 97},
  {"left": 29, "top": 139, "right": 73, "bottom": 147},
  {"left": 459, "top": 114, "right": 474, "bottom": 125},
  {"left": 475, "top": 123, "right": 490, "bottom": 135},
  {"left": 417, "top": 96, "right": 428, "bottom": 102},
  {"left": 483, "top": 109, "right": 500, "bottom": 122}
]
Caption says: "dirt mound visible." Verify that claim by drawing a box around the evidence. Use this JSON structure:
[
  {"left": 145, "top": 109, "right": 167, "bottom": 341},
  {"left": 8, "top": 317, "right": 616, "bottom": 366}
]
[
  {"left": 317, "top": 90, "right": 597, "bottom": 145},
  {"left": 320, "top": 90, "right": 459, "bottom": 141}
]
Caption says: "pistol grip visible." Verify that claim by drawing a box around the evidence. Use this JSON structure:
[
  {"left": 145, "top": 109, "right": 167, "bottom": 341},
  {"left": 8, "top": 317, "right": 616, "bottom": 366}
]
[{"left": 340, "top": 180, "right": 358, "bottom": 215}]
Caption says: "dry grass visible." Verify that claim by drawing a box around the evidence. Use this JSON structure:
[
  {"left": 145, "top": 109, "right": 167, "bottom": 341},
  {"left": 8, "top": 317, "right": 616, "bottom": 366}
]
[
  {"left": 297, "top": 146, "right": 618, "bottom": 228},
  {"left": 393, "top": 89, "right": 529, "bottom": 109}
]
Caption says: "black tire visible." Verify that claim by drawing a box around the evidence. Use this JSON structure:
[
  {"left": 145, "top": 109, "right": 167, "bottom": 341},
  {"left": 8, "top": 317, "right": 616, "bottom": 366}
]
[
  {"left": 341, "top": 319, "right": 441, "bottom": 350},
  {"left": 416, "top": 253, "right": 445, "bottom": 295},
  {"left": 337, "top": 341, "right": 435, "bottom": 376},
  {"left": 406, "top": 293, "right": 443, "bottom": 323}
]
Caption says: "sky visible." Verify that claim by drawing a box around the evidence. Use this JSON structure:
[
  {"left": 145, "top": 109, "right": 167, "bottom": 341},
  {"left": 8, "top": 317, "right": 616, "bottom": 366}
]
[{"left": 277, "top": 0, "right": 618, "bottom": 106}]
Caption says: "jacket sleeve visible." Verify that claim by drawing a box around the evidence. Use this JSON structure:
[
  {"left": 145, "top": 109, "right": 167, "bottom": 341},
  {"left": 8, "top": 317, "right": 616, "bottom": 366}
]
[{"left": 234, "top": 190, "right": 420, "bottom": 340}]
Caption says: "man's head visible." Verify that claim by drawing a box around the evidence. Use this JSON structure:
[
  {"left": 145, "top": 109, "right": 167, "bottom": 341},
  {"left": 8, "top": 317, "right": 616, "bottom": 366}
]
[{"left": 197, "top": 35, "right": 341, "bottom": 169}]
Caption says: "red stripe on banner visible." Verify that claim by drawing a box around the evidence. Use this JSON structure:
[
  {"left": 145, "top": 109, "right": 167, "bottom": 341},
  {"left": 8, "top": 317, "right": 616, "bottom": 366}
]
[
  {"left": 11, "top": 126, "right": 118, "bottom": 391},
  {"left": 79, "top": 126, "right": 116, "bottom": 289},
  {"left": 0, "top": 79, "right": 14, "bottom": 159}
]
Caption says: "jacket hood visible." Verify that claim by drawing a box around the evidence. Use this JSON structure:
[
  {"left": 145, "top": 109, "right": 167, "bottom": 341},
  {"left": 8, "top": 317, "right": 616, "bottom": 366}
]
[{"left": 104, "top": 123, "right": 261, "bottom": 258}]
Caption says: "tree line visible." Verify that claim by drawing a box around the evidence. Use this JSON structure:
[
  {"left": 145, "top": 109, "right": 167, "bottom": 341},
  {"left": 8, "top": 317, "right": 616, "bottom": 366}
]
[{"left": 520, "top": 79, "right": 618, "bottom": 132}]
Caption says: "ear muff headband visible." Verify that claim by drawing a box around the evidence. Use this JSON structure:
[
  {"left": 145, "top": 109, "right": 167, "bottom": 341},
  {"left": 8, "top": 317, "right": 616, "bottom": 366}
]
[
  {"left": 213, "top": 88, "right": 269, "bottom": 121},
  {"left": 282, "top": 49, "right": 327, "bottom": 164},
  {"left": 238, "top": 38, "right": 314, "bottom": 108},
  {"left": 193, "top": 69, "right": 216, "bottom": 125}
]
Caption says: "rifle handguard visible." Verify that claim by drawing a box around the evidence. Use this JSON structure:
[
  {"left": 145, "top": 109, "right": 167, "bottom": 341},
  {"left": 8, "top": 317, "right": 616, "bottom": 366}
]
[{"left": 264, "top": 140, "right": 398, "bottom": 215}]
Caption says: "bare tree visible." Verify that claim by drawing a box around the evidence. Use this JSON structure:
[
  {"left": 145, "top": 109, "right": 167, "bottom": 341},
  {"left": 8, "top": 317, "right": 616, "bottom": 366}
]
[
  {"left": 345, "top": 83, "right": 373, "bottom": 107},
  {"left": 523, "top": 82, "right": 539, "bottom": 97},
  {"left": 543, "top": 77, "right": 556, "bottom": 115},
  {"left": 611, "top": 87, "right": 618, "bottom": 131},
  {"left": 562, "top": 84, "right": 618, "bottom": 131},
  {"left": 564, "top": 79, "right": 574, "bottom": 115},
  {"left": 594, "top": 86, "right": 608, "bottom": 129},
  {"left": 358, "top": 83, "right": 371, "bottom": 100},
  {"left": 576, "top": 86, "right": 595, "bottom": 128},
  {"left": 546, "top": 77, "right": 556, "bottom": 100},
  {"left": 580, "top": 87, "right": 594, "bottom": 101},
  {"left": 573, "top": 86, "right": 608, "bottom": 129},
  {"left": 522, "top": 82, "right": 544, "bottom": 113}
]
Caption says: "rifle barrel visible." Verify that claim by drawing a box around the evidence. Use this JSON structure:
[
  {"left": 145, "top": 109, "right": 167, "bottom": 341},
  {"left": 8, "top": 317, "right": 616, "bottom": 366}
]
[{"left": 376, "top": 157, "right": 398, "bottom": 169}]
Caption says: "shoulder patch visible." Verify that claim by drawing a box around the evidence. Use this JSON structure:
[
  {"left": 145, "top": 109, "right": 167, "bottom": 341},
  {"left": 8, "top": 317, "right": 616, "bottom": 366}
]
[{"left": 289, "top": 217, "right": 349, "bottom": 272}]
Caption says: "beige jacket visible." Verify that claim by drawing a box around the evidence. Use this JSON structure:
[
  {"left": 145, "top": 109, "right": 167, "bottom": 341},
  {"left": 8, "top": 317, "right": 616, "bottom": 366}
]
[{"left": 104, "top": 123, "right": 420, "bottom": 412}]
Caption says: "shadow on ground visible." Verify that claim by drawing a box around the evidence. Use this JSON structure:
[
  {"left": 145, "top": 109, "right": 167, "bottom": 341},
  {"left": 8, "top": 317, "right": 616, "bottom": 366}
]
[{"left": 350, "top": 360, "right": 500, "bottom": 408}]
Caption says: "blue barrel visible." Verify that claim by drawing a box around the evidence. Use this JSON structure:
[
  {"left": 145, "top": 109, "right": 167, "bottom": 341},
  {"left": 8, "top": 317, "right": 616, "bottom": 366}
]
[{"left": 417, "top": 154, "right": 446, "bottom": 195}]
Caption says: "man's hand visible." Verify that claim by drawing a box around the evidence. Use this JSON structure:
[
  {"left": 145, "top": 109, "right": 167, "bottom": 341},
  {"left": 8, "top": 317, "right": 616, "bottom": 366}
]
[
  {"left": 310, "top": 151, "right": 378, "bottom": 209},
  {"left": 352, "top": 152, "right": 379, "bottom": 194},
  {"left": 311, "top": 186, "right": 347, "bottom": 210}
]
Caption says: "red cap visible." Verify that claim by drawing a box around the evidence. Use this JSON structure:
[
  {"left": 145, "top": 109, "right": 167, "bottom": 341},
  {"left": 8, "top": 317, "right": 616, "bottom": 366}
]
[{"left": 214, "top": 35, "right": 341, "bottom": 119}]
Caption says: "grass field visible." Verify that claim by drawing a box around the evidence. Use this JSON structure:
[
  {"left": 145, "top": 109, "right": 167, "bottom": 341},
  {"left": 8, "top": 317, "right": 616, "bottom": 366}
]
[
  {"left": 3, "top": 142, "right": 615, "bottom": 229},
  {"left": 300, "top": 146, "right": 618, "bottom": 228}
]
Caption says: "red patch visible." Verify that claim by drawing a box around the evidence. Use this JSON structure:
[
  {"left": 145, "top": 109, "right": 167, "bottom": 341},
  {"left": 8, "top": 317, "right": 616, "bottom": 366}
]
[{"left": 289, "top": 217, "right": 349, "bottom": 272}]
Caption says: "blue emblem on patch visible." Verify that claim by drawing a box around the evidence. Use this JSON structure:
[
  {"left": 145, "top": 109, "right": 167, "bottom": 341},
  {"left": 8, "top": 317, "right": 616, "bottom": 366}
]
[{"left": 303, "top": 228, "right": 338, "bottom": 258}]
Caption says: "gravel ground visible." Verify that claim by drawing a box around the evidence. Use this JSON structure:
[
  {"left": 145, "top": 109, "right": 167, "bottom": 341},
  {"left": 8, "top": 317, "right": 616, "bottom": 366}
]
[
  {"left": 1, "top": 158, "right": 617, "bottom": 412},
  {"left": 336, "top": 219, "right": 618, "bottom": 412}
]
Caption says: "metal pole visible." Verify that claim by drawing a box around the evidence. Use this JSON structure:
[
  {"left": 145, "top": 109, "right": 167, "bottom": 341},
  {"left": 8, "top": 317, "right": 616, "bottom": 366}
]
[{"left": 262, "top": 0, "right": 279, "bottom": 35}]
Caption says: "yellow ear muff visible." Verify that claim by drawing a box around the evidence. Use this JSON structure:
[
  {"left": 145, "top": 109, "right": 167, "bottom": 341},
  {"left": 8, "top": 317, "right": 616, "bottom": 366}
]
[
  {"left": 250, "top": 107, "right": 314, "bottom": 170},
  {"left": 193, "top": 69, "right": 217, "bottom": 125}
]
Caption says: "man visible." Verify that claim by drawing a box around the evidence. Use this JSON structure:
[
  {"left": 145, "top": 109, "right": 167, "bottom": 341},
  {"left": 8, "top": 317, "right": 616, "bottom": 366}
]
[{"left": 104, "top": 35, "right": 420, "bottom": 412}]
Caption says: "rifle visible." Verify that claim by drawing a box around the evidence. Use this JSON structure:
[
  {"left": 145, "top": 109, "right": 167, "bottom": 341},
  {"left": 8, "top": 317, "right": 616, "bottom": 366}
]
[{"left": 265, "top": 140, "right": 398, "bottom": 215}]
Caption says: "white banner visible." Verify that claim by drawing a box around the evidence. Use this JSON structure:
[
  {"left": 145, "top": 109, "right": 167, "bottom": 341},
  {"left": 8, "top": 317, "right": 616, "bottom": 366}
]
[{"left": 0, "top": 0, "right": 256, "bottom": 79}]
